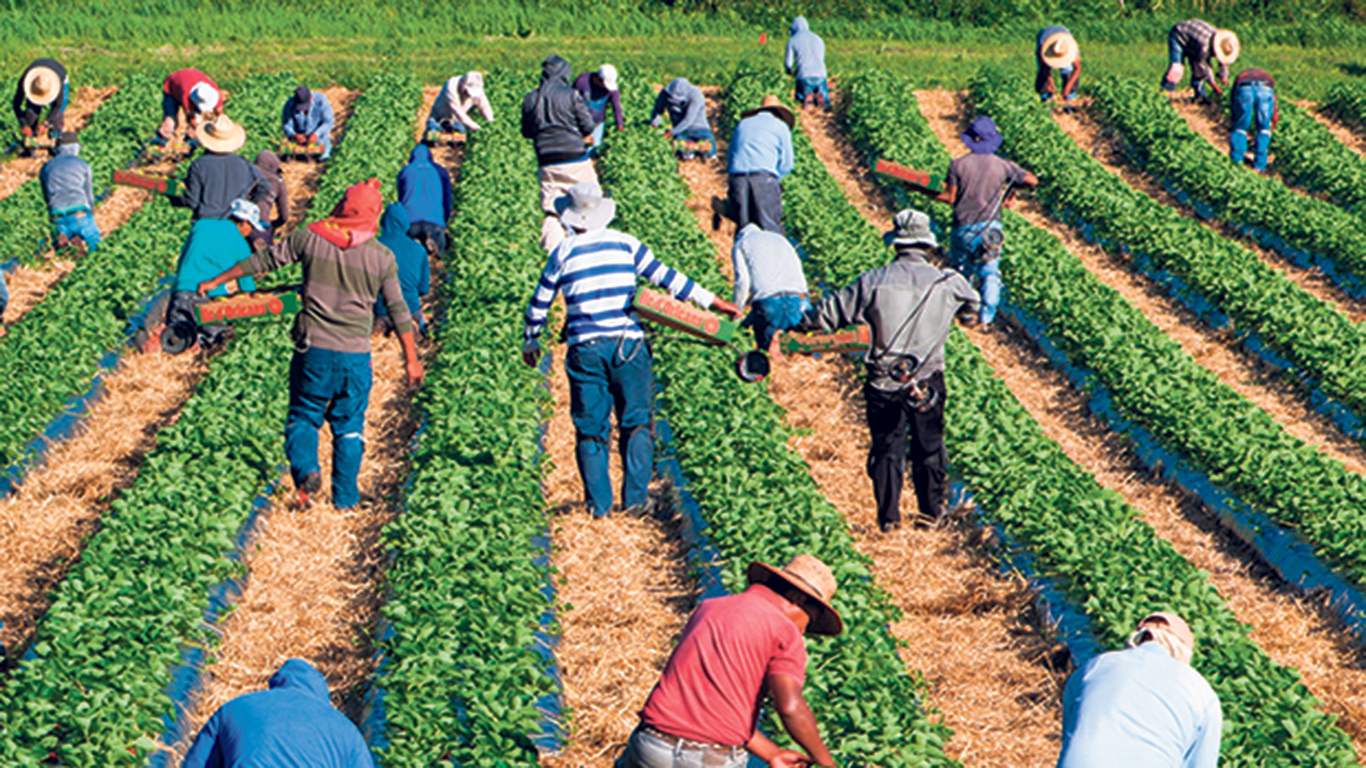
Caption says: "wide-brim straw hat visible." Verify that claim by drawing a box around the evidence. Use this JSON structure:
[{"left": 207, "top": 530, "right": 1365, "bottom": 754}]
[
  {"left": 1213, "top": 29, "right": 1240, "bottom": 65},
  {"left": 556, "top": 181, "right": 617, "bottom": 231},
  {"left": 197, "top": 114, "right": 246, "bottom": 153},
  {"left": 741, "top": 95, "right": 795, "bottom": 131},
  {"left": 747, "top": 554, "right": 843, "bottom": 636},
  {"left": 1040, "top": 31, "right": 1079, "bottom": 69},
  {"left": 23, "top": 66, "right": 61, "bottom": 106}
]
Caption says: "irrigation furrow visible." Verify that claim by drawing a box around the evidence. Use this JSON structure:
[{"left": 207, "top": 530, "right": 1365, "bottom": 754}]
[{"left": 0, "top": 85, "right": 118, "bottom": 201}]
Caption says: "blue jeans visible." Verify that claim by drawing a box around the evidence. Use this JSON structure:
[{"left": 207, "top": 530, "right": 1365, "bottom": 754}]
[
  {"left": 615, "top": 727, "right": 747, "bottom": 768},
  {"left": 950, "top": 220, "right": 1003, "bottom": 324},
  {"left": 425, "top": 117, "right": 467, "bottom": 135},
  {"left": 744, "top": 294, "right": 810, "bottom": 349},
  {"left": 52, "top": 209, "right": 102, "bottom": 251},
  {"left": 795, "top": 76, "right": 830, "bottom": 108},
  {"left": 673, "top": 126, "right": 716, "bottom": 159},
  {"left": 285, "top": 347, "right": 373, "bottom": 508},
  {"left": 1231, "top": 82, "right": 1275, "bottom": 171},
  {"left": 0, "top": 268, "right": 8, "bottom": 319},
  {"left": 566, "top": 337, "right": 654, "bottom": 517}
]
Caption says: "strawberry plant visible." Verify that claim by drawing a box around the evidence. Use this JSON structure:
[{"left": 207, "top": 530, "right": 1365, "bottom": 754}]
[
  {"left": 1268, "top": 101, "right": 1366, "bottom": 217},
  {"left": 1323, "top": 81, "right": 1366, "bottom": 135}
]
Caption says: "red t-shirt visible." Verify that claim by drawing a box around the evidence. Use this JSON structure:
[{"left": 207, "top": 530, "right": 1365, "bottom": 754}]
[
  {"left": 163, "top": 68, "right": 223, "bottom": 114},
  {"left": 640, "top": 585, "right": 807, "bottom": 747}
]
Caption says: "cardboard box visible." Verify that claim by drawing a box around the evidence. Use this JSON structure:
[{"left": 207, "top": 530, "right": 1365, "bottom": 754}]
[
  {"left": 112, "top": 169, "right": 185, "bottom": 196},
  {"left": 632, "top": 288, "right": 737, "bottom": 345},
  {"left": 874, "top": 158, "right": 945, "bottom": 194},
  {"left": 196, "top": 291, "right": 301, "bottom": 324},
  {"left": 779, "top": 325, "right": 872, "bottom": 355}
]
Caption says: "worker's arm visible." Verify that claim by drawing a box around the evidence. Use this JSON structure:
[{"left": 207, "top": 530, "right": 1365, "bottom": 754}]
[
  {"left": 315, "top": 95, "right": 334, "bottom": 141},
  {"left": 175, "top": 160, "right": 201, "bottom": 210},
  {"left": 649, "top": 90, "right": 667, "bottom": 128},
  {"left": 1062, "top": 59, "right": 1082, "bottom": 99},
  {"left": 452, "top": 92, "right": 481, "bottom": 132},
  {"left": 397, "top": 328, "right": 424, "bottom": 387},
  {"left": 610, "top": 90, "right": 624, "bottom": 131},
  {"left": 776, "top": 129, "right": 795, "bottom": 179},
  {"left": 746, "top": 731, "right": 813, "bottom": 768},
  {"left": 522, "top": 246, "right": 564, "bottom": 366},
  {"left": 1191, "top": 698, "right": 1223, "bottom": 768},
  {"left": 12, "top": 72, "right": 26, "bottom": 120},
  {"left": 81, "top": 160, "right": 95, "bottom": 212},
  {"left": 768, "top": 673, "right": 835, "bottom": 767},
  {"left": 635, "top": 241, "right": 740, "bottom": 318},
  {"left": 179, "top": 708, "right": 222, "bottom": 768},
  {"left": 280, "top": 97, "right": 295, "bottom": 137},
  {"left": 477, "top": 91, "right": 495, "bottom": 123},
  {"left": 931, "top": 183, "right": 956, "bottom": 206},
  {"left": 732, "top": 240, "right": 752, "bottom": 308},
  {"left": 803, "top": 275, "right": 863, "bottom": 332},
  {"left": 197, "top": 231, "right": 301, "bottom": 294},
  {"left": 520, "top": 93, "right": 537, "bottom": 139},
  {"left": 1020, "top": 170, "right": 1039, "bottom": 188},
  {"left": 1272, "top": 92, "right": 1280, "bottom": 130},
  {"left": 784, "top": 40, "right": 796, "bottom": 75},
  {"left": 439, "top": 165, "right": 453, "bottom": 222}
]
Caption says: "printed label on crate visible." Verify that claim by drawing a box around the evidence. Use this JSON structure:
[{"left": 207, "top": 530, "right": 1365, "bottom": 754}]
[
  {"left": 874, "top": 158, "right": 945, "bottom": 193},
  {"left": 632, "top": 288, "right": 737, "bottom": 345},
  {"left": 779, "top": 325, "right": 872, "bottom": 355},
  {"left": 197, "top": 291, "right": 301, "bottom": 324},
  {"left": 112, "top": 169, "right": 184, "bottom": 196}
]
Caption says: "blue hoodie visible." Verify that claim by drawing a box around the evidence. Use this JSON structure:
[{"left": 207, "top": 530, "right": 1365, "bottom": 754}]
[
  {"left": 396, "top": 144, "right": 452, "bottom": 227},
  {"left": 374, "top": 202, "right": 429, "bottom": 330},
  {"left": 785, "top": 17, "right": 827, "bottom": 81},
  {"left": 181, "top": 658, "right": 374, "bottom": 768},
  {"left": 650, "top": 78, "right": 709, "bottom": 135}
]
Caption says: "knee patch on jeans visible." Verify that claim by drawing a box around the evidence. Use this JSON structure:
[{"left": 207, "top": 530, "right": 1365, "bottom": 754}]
[{"left": 617, "top": 423, "right": 653, "bottom": 451}]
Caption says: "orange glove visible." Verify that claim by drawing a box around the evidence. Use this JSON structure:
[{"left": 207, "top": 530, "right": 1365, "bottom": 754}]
[
  {"left": 307, "top": 133, "right": 318, "bottom": 144},
  {"left": 21, "top": 125, "right": 32, "bottom": 137},
  {"left": 294, "top": 133, "right": 306, "bottom": 144}
]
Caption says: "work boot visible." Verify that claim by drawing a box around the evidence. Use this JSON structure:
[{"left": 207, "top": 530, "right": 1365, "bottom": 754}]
[
  {"left": 297, "top": 471, "right": 322, "bottom": 508},
  {"left": 879, "top": 519, "right": 901, "bottom": 534}
]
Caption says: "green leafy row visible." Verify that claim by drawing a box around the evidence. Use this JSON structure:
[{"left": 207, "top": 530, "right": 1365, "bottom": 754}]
[
  {"left": 372, "top": 75, "right": 557, "bottom": 768},
  {"left": 311, "top": 72, "right": 420, "bottom": 217},
  {"left": 1269, "top": 101, "right": 1366, "bottom": 216},
  {"left": 1323, "top": 81, "right": 1366, "bottom": 134},
  {"left": 606, "top": 72, "right": 955, "bottom": 766},
  {"left": 728, "top": 65, "right": 1356, "bottom": 766}
]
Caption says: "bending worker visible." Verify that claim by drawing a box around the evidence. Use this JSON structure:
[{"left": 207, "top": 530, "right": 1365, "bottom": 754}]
[
  {"left": 726, "top": 94, "right": 794, "bottom": 235},
  {"left": 281, "top": 85, "right": 335, "bottom": 160},
  {"left": 1035, "top": 26, "right": 1081, "bottom": 101},
  {"left": 1163, "top": 20, "right": 1239, "bottom": 100},
  {"left": 785, "top": 17, "right": 829, "bottom": 109},
  {"left": 573, "top": 64, "right": 623, "bottom": 147},
  {"left": 373, "top": 201, "right": 429, "bottom": 336},
  {"left": 733, "top": 222, "right": 808, "bottom": 358},
  {"left": 39, "top": 131, "right": 101, "bottom": 252},
  {"left": 177, "top": 115, "right": 269, "bottom": 220},
  {"left": 252, "top": 149, "right": 291, "bottom": 240},
  {"left": 198, "top": 179, "right": 424, "bottom": 509},
  {"left": 159, "top": 67, "right": 223, "bottom": 142},
  {"left": 1229, "top": 68, "right": 1279, "bottom": 172},
  {"left": 523, "top": 182, "right": 739, "bottom": 518},
  {"left": 522, "top": 54, "right": 597, "bottom": 252},
  {"left": 397, "top": 144, "right": 453, "bottom": 255},
  {"left": 619, "top": 554, "right": 841, "bottom": 768},
  {"left": 165, "top": 198, "right": 264, "bottom": 351},
  {"left": 800, "top": 209, "right": 979, "bottom": 532},
  {"left": 13, "top": 58, "right": 68, "bottom": 137},
  {"left": 182, "top": 658, "right": 374, "bottom": 768},
  {"left": 650, "top": 77, "right": 715, "bottom": 160},
  {"left": 428, "top": 71, "right": 494, "bottom": 137},
  {"left": 1058, "top": 612, "right": 1222, "bottom": 768}
]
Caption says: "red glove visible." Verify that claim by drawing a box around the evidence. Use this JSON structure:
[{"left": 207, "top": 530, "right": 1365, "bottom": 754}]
[
  {"left": 307, "top": 133, "right": 318, "bottom": 144},
  {"left": 294, "top": 133, "right": 306, "bottom": 144},
  {"left": 21, "top": 125, "right": 32, "bottom": 137}
]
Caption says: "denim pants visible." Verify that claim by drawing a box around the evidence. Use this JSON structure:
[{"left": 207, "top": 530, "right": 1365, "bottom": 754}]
[
  {"left": 408, "top": 220, "right": 448, "bottom": 256},
  {"left": 744, "top": 294, "right": 810, "bottom": 349},
  {"left": 1231, "top": 82, "right": 1275, "bottom": 171},
  {"left": 0, "top": 268, "right": 8, "bottom": 319},
  {"left": 285, "top": 347, "right": 373, "bottom": 508},
  {"left": 615, "top": 727, "right": 748, "bottom": 768},
  {"left": 566, "top": 337, "right": 654, "bottom": 516},
  {"left": 673, "top": 126, "right": 717, "bottom": 159},
  {"left": 426, "top": 117, "right": 468, "bottom": 134},
  {"left": 795, "top": 76, "right": 830, "bottom": 107},
  {"left": 949, "top": 220, "right": 1003, "bottom": 324},
  {"left": 52, "top": 209, "right": 102, "bottom": 251}
]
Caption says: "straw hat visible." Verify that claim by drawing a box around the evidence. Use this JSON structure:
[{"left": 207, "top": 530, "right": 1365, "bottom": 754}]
[
  {"left": 23, "top": 66, "right": 61, "bottom": 106},
  {"left": 197, "top": 114, "right": 246, "bottom": 153},
  {"left": 1212, "top": 29, "right": 1240, "bottom": 65},
  {"left": 1040, "top": 31, "right": 1078, "bottom": 69},
  {"left": 747, "top": 553, "right": 843, "bottom": 636},
  {"left": 556, "top": 181, "right": 617, "bottom": 231},
  {"left": 740, "top": 95, "right": 795, "bottom": 130}
]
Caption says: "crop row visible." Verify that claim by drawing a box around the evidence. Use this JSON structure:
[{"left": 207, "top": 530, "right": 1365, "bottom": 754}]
[
  {"left": 723, "top": 65, "right": 1357, "bottom": 766},
  {"left": 370, "top": 75, "right": 559, "bottom": 768},
  {"left": 1323, "top": 81, "right": 1366, "bottom": 136},
  {"left": 1269, "top": 100, "right": 1366, "bottom": 215},
  {"left": 312, "top": 72, "right": 419, "bottom": 216},
  {"left": 607, "top": 73, "right": 955, "bottom": 766}
]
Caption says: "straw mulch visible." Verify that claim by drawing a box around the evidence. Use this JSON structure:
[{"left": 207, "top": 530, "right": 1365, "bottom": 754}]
[
  {"left": 1, "top": 258, "right": 73, "bottom": 328},
  {"left": 0, "top": 347, "right": 210, "bottom": 653},
  {"left": 278, "top": 87, "right": 359, "bottom": 233},
  {"left": 0, "top": 85, "right": 119, "bottom": 201},
  {"left": 1299, "top": 100, "right": 1366, "bottom": 159}
]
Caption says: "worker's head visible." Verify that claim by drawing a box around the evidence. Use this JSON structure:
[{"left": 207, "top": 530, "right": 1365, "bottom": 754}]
[
  {"left": 556, "top": 182, "right": 617, "bottom": 234},
  {"left": 229, "top": 198, "right": 266, "bottom": 237},
  {"left": 1040, "top": 31, "right": 1079, "bottom": 70},
  {"left": 597, "top": 64, "right": 619, "bottom": 92},
  {"left": 54, "top": 131, "right": 80, "bottom": 154},
  {"left": 294, "top": 85, "right": 312, "bottom": 113},
  {"left": 196, "top": 114, "right": 246, "bottom": 155},
  {"left": 22, "top": 65, "right": 61, "bottom": 106},
  {"left": 884, "top": 208, "right": 939, "bottom": 252},
  {"left": 1212, "top": 29, "right": 1240, "bottom": 66},
  {"left": 462, "top": 71, "right": 485, "bottom": 100},
  {"left": 746, "top": 554, "right": 844, "bottom": 637},
  {"left": 960, "top": 115, "right": 1003, "bottom": 156},
  {"left": 740, "top": 95, "right": 795, "bottom": 131},
  {"left": 790, "top": 16, "right": 809, "bottom": 34},
  {"left": 1126, "top": 611, "right": 1195, "bottom": 665},
  {"left": 189, "top": 82, "right": 219, "bottom": 115}
]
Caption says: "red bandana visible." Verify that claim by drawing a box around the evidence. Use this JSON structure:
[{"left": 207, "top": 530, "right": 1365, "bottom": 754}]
[{"left": 308, "top": 178, "right": 382, "bottom": 248}]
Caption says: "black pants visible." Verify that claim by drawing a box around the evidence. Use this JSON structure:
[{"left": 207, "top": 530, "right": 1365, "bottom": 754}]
[
  {"left": 864, "top": 371, "right": 947, "bottom": 526},
  {"left": 727, "top": 172, "right": 784, "bottom": 235},
  {"left": 409, "top": 220, "right": 448, "bottom": 256},
  {"left": 166, "top": 290, "right": 229, "bottom": 346}
]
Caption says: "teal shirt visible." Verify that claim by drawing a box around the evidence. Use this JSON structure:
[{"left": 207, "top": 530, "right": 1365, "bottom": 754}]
[{"left": 175, "top": 218, "right": 257, "bottom": 296}]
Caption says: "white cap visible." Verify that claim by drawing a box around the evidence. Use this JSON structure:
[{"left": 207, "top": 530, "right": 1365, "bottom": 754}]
[
  {"left": 599, "top": 64, "right": 619, "bottom": 92},
  {"left": 461, "top": 71, "right": 484, "bottom": 99},
  {"left": 190, "top": 82, "right": 219, "bottom": 113}
]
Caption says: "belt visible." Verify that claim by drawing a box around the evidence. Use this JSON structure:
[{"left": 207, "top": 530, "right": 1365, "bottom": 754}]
[
  {"left": 756, "top": 291, "right": 807, "bottom": 300},
  {"left": 50, "top": 207, "right": 89, "bottom": 219},
  {"left": 730, "top": 171, "right": 777, "bottom": 179},
  {"left": 638, "top": 725, "right": 740, "bottom": 753}
]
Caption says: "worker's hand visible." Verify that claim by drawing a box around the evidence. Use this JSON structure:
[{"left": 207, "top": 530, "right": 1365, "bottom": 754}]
[
  {"left": 196, "top": 278, "right": 221, "bottom": 296},
  {"left": 36, "top": 124, "right": 48, "bottom": 137},
  {"left": 522, "top": 341, "right": 541, "bottom": 369},
  {"left": 768, "top": 750, "right": 813, "bottom": 768},
  {"left": 405, "top": 358, "right": 425, "bottom": 388},
  {"left": 20, "top": 125, "right": 32, "bottom": 137},
  {"left": 710, "top": 298, "right": 742, "bottom": 320},
  {"left": 583, "top": 135, "right": 594, "bottom": 144},
  {"left": 663, "top": 129, "right": 673, "bottom": 139},
  {"left": 158, "top": 117, "right": 176, "bottom": 140},
  {"left": 293, "top": 133, "right": 306, "bottom": 144},
  {"left": 308, "top": 133, "right": 318, "bottom": 144}
]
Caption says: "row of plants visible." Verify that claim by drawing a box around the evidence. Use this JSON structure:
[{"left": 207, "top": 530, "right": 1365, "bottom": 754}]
[
  {"left": 1268, "top": 100, "right": 1366, "bottom": 215},
  {"left": 1093, "top": 77, "right": 1366, "bottom": 297},
  {"left": 727, "top": 65, "right": 1358, "bottom": 765},
  {"left": 370, "top": 75, "right": 560, "bottom": 767},
  {"left": 1323, "top": 81, "right": 1366, "bottom": 134},
  {"left": 311, "top": 71, "right": 420, "bottom": 216},
  {"left": 607, "top": 73, "right": 957, "bottom": 766}
]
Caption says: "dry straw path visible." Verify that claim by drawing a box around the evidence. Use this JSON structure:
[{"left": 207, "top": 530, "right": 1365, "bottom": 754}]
[
  {"left": 911, "top": 88, "right": 1366, "bottom": 758},
  {"left": 1299, "top": 101, "right": 1366, "bottom": 158}
]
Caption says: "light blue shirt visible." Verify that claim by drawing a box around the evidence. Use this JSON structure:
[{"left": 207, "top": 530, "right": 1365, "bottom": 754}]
[
  {"left": 731, "top": 224, "right": 807, "bottom": 306},
  {"left": 727, "top": 111, "right": 794, "bottom": 178},
  {"left": 784, "top": 17, "right": 827, "bottom": 81},
  {"left": 1059, "top": 643, "right": 1222, "bottom": 768}
]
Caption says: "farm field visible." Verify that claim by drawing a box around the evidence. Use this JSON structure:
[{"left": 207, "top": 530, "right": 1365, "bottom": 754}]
[{"left": 6, "top": 4, "right": 1366, "bottom": 766}]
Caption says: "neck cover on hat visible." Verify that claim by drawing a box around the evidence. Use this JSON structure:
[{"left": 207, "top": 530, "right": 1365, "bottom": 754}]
[{"left": 308, "top": 178, "right": 382, "bottom": 248}]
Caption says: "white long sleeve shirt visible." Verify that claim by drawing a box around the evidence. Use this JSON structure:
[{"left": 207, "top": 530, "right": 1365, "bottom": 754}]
[{"left": 731, "top": 224, "right": 808, "bottom": 306}]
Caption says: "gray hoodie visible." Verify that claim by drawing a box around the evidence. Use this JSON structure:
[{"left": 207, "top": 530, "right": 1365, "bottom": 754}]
[
  {"left": 785, "top": 17, "right": 827, "bottom": 81},
  {"left": 650, "top": 78, "right": 709, "bottom": 135},
  {"left": 521, "top": 55, "right": 596, "bottom": 166},
  {"left": 39, "top": 143, "right": 95, "bottom": 214}
]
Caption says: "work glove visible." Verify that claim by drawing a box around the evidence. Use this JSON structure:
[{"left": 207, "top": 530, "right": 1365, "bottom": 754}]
[
  {"left": 294, "top": 133, "right": 306, "bottom": 144},
  {"left": 307, "top": 133, "right": 318, "bottom": 144},
  {"left": 20, "top": 125, "right": 32, "bottom": 137},
  {"left": 710, "top": 298, "right": 742, "bottom": 320},
  {"left": 522, "top": 340, "right": 541, "bottom": 368}
]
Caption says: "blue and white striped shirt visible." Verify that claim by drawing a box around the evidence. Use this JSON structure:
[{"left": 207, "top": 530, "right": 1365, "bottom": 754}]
[{"left": 524, "top": 228, "right": 717, "bottom": 347}]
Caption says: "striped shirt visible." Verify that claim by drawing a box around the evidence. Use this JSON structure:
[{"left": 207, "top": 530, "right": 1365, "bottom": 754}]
[
  {"left": 238, "top": 228, "right": 413, "bottom": 354},
  {"left": 524, "top": 228, "right": 716, "bottom": 347}
]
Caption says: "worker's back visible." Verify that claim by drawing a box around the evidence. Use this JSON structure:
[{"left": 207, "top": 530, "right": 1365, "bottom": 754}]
[
  {"left": 396, "top": 145, "right": 450, "bottom": 226},
  {"left": 39, "top": 145, "right": 92, "bottom": 212}
]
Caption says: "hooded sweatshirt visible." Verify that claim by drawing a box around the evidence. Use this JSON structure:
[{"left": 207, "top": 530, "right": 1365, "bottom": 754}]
[
  {"left": 39, "top": 142, "right": 95, "bottom": 214},
  {"left": 572, "top": 71, "right": 624, "bottom": 130},
  {"left": 373, "top": 202, "right": 429, "bottom": 329},
  {"left": 521, "top": 55, "right": 596, "bottom": 166},
  {"left": 252, "top": 150, "right": 290, "bottom": 228},
  {"left": 650, "top": 78, "right": 708, "bottom": 135},
  {"left": 281, "top": 89, "right": 335, "bottom": 140},
  {"left": 784, "top": 17, "right": 827, "bottom": 81},
  {"left": 396, "top": 145, "right": 453, "bottom": 227},
  {"left": 431, "top": 72, "right": 494, "bottom": 131},
  {"left": 181, "top": 658, "right": 373, "bottom": 768}
]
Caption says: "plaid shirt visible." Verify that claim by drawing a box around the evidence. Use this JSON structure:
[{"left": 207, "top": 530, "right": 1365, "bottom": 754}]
[{"left": 1171, "top": 19, "right": 1229, "bottom": 86}]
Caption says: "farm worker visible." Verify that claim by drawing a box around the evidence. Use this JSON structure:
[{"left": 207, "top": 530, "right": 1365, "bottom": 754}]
[
  {"left": 39, "top": 131, "right": 102, "bottom": 252},
  {"left": 197, "top": 178, "right": 424, "bottom": 508},
  {"left": 620, "top": 554, "right": 841, "bottom": 768},
  {"left": 165, "top": 198, "right": 263, "bottom": 350},
  {"left": 522, "top": 182, "right": 740, "bottom": 517},
  {"left": 1162, "top": 21, "right": 1238, "bottom": 100},
  {"left": 176, "top": 115, "right": 270, "bottom": 221},
  {"left": 182, "top": 658, "right": 374, "bottom": 768},
  {"left": 572, "top": 64, "right": 624, "bottom": 146},
  {"left": 732, "top": 223, "right": 808, "bottom": 357},
  {"left": 1229, "top": 68, "right": 1279, "bottom": 172},
  {"left": 373, "top": 202, "right": 429, "bottom": 336},
  {"left": 280, "top": 85, "right": 335, "bottom": 160},
  {"left": 925, "top": 115, "right": 1037, "bottom": 327},
  {"left": 521, "top": 54, "right": 597, "bottom": 252},
  {"left": 1058, "top": 612, "right": 1222, "bottom": 768},
  {"left": 650, "top": 77, "right": 716, "bottom": 160},
  {"left": 397, "top": 144, "right": 453, "bottom": 255},
  {"left": 785, "top": 17, "right": 829, "bottom": 109},
  {"left": 13, "top": 58, "right": 68, "bottom": 136},
  {"left": 252, "top": 149, "right": 291, "bottom": 241},
  {"left": 159, "top": 68, "right": 223, "bottom": 141},
  {"left": 726, "top": 94, "right": 794, "bottom": 235},
  {"left": 1035, "top": 26, "right": 1081, "bottom": 101},
  {"left": 428, "top": 71, "right": 494, "bottom": 135},
  {"left": 800, "top": 209, "right": 979, "bottom": 532}
]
